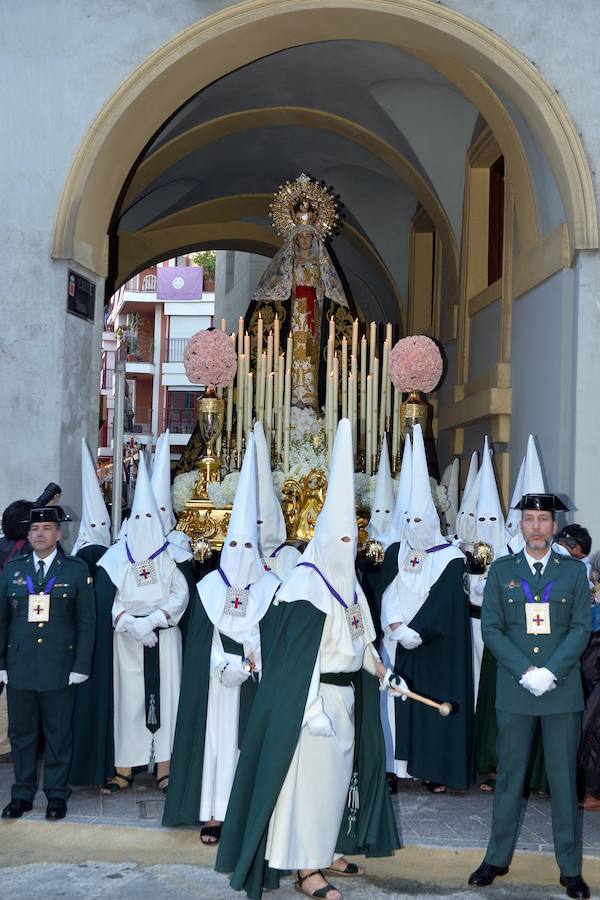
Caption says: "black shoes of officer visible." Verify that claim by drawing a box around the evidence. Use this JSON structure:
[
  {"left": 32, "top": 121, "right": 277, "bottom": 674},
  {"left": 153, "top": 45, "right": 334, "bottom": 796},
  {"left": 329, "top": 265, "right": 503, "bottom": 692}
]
[
  {"left": 468, "top": 861, "right": 509, "bottom": 886},
  {"left": 560, "top": 874, "right": 590, "bottom": 899},
  {"left": 2, "top": 798, "right": 33, "bottom": 819},
  {"left": 45, "top": 798, "right": 67, "bottom": 821}
]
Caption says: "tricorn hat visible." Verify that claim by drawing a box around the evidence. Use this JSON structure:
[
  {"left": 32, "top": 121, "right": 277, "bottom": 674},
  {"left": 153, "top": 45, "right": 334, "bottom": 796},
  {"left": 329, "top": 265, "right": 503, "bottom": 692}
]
[
  {"left": 516, "top": 493, "right": 568, "bottom": 512},
  {"left": 27, "top": 506, "right": 70, "bottom": 524}
]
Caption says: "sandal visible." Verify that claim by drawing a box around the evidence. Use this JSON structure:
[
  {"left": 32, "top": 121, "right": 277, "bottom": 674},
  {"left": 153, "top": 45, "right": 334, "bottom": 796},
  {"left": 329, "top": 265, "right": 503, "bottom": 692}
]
[
  {"left": 295, "top": 870, "right": 341, "bottom": 899},
  {"left": 200, "top": 824, "right": 222, "bottom": 845},
  {"left": 322, "top": 861, "right": 364, "bottom": 877},
  {"left": 101, "top": 772, "right": 134, "bottom": 794},
  {"left": 480, "top": 777, "right": 496, "bottom": 793},
  {"left": 156, "top": 774, "right": 169, "bottom": 795},
  {"left": 422, "top": 780, "right": 446, "bottom": 794}
]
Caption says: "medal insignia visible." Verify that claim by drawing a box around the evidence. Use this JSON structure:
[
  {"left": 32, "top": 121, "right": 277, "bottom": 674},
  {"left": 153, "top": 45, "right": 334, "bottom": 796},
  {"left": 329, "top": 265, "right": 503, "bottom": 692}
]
[
  {"left": 224, "top": 586, "right": 249, "bottom": 617},
  {"left": 345, "top": 602, "right": 365, "bottom": 639},
  {"left": 404, "top": 551, "right": 425, "bottom": 573},
  {"left": 525, "top": 602, "right": 551, "bottom": 635},
  {"left": 133, "top": 559, "right": 157, "bottom": 587},
  {"left": 28, "top": 593, "right": 50, "bottom": 623}
]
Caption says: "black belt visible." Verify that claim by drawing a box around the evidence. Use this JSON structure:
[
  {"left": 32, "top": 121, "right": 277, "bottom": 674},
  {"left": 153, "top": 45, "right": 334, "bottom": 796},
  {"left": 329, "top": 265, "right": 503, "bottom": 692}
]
[
  {"left": 221, "top": 633, "right": 244, "bottom": 656},
  {"left": 320, "top": 670, "right": 361, "bottom": 688},
  {"left": 469, "top": 603, "right": 482, "bottom": 620}
]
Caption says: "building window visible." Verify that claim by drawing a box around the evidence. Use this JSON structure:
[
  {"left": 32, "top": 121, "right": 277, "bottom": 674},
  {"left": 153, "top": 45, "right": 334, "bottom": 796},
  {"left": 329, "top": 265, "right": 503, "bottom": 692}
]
[
  {"left": 408, "top": 206, "right": 440, "bottom": 338},
  {"left": 488, "top": 156, "right": 505, "bottom": 286},
  {"left": 142, "top": 274, "right": 157, "bottom": 292},
  {"left": 165, "top": 391, "right": 203, "bottom": 434},
  {"left": 225, "top": 250, "right": 235, "bottom": 293}
]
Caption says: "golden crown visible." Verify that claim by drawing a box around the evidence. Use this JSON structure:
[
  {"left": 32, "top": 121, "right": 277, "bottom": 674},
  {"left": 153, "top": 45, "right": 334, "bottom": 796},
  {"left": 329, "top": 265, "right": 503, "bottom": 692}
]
[{"left": 269, "top": 173, "right": 339, "bottom": 240}]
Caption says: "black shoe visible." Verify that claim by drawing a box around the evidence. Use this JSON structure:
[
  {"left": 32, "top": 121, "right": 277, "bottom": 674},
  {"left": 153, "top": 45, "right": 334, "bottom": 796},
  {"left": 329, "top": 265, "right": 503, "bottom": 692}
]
[
  {"left": 560, "top": 875, "right": 590, "bottom": 899},
  {"left": 45, "top": 798, "right": 67, "bottom": 821},
  {"left": 468, "top": 861, "right": 509, "bottom": 886},
  {"left": 0, "top": 752, "right": 12, "bottom": 764},
  {"left": 1, "top": 798, "right": 32, "bottom": 819}
]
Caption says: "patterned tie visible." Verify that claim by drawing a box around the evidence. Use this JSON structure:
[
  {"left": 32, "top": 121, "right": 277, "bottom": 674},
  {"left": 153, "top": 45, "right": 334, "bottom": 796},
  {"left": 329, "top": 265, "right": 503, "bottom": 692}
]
[
  {"left": 533, "top": 561, "right": 543, "bottom": 583},
  {"left": 37, "top": 559, "right": 45, "bottom": 585}
]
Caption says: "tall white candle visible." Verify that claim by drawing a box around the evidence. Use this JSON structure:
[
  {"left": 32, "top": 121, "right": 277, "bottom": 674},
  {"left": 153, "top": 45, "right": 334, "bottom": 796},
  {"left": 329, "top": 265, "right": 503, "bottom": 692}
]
[
  {"left": 283, "top": 368, "right": 292, "bottom": 472},
  {"left": 220, "top": 317, "right": 226, "bottom": 332},
  {"left": 332, "top": 354, "right": 339, "bottom": 438},
  {"left": 238, "top": 317, "right": 244, "bottom": 355},
  {"left": 256, "top": 313, "right": 263, "bottom": 362},
  {"left": 347, "top": 373, "right": 355, "bottom": 458},
  {"left": 245, "top": 371, "right": 253, "bottom": 438},
  {"left": 360, "top": 335, "right": 367, "bottom": 450},
  {"left": 352, "top": 318, "right": 359, "bottom": 361},
  {"left": 392, "top": 384, "right": 400, "bottom": 469},
  {"left": 275, "top": 353, "right": 285, "bottom": 459},
  {"left": 244, "top": 332, "right": 250, "bottom": 366},
  {"left": 329, "top": 315, "right": 335, "bottom": 343},
  {"left": 266, "top": 331, "right": 273, "bottom": 385},
  {"left": 366, "top": 374, "right": 373, "bottom": 476},
  {"left": 285, "top": 335, "right": 293, "bottom": 375},
  {"left": 341, "top": 336, "right": 348, "bottom": 419},
  {"left": 369, "top": 321, "right": 377, "bottom": 375},
  {"left": 265, "top": 372, "right": 274, "bottom": 452},
  {"left": 372, "top": 356, "right": 379, "bottom": 468},
  {"left": 273, "top": 314, "right": 280, "bottom": 359},
  {"left": 386, "top": 321, "right": 393, "bottom": 348},
  {"left": 379, "top": 340, "right": 389, "bottom": 439}
]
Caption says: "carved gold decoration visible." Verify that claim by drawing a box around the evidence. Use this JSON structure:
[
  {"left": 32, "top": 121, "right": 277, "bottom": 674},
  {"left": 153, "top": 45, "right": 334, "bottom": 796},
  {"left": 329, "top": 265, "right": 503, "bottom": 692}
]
[
  {"left": 176, "top": 500, "right": 232, "bottom": 552},
  {"left": 282, "top": 467, "right": 369, "bottom": 546},
  {"left": 400, "top": 389, "right": 429, "bottom": 439},
  {"left": 270, "top": 173, "right": 339, "bottom": 241},
  {"left": 193, "top": 390, "right": 225, "bottom": 498}
]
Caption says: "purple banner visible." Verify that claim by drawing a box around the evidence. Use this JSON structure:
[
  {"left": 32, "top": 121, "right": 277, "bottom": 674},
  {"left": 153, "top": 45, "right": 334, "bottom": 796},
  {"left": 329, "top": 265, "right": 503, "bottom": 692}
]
[{"left": 156, "top": 266, "right": 203, "bottom": 301}]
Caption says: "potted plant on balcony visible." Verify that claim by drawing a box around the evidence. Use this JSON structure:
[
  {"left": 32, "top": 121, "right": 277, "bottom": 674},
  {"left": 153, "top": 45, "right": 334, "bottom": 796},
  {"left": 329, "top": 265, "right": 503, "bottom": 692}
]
[{"left": 192, "top": 250, "right": 216, "bottom": 292}]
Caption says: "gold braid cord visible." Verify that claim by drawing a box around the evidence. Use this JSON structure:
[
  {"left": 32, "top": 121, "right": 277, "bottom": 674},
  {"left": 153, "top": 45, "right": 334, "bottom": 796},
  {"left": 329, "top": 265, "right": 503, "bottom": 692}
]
[{"left": 270, "top": 173, "right": 339, "bottom": 241}]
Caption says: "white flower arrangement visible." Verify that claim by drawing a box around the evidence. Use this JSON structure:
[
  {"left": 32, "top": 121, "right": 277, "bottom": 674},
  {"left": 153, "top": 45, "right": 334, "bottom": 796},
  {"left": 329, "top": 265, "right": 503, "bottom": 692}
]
[
  {"left": 207, "top": 472, "right": 239, "bottom": 507},
  {"left": 172, "top": 471, "right": 198, "bottom": 513},
  {"left": 430, "top": 477, "right": 450, "bottom": 514}
]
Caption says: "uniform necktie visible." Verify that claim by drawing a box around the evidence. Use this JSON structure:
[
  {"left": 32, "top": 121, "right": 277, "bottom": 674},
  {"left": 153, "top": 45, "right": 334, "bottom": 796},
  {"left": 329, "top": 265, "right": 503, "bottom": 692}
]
[
  {"left": 37, "top": 560, "right": 45, "bottom": 584},
  {"left": 533, "top": 561, "right": 543, "bottom": 582}
]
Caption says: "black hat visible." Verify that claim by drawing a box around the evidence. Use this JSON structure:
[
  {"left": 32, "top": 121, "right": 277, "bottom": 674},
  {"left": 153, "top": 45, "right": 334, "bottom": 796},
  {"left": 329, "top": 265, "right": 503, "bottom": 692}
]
[
  {"left": 27, "top": 506, "right": 70, "bottom": 525},
  {"left": 516, "top": 493, "right": 568, "bottom": 512}
]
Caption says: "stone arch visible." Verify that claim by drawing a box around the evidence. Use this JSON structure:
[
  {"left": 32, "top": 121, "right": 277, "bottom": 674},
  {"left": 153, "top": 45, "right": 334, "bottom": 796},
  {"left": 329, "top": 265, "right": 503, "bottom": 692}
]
[{"left": 52, "top": 0, "right": 597, "bottom": 279}]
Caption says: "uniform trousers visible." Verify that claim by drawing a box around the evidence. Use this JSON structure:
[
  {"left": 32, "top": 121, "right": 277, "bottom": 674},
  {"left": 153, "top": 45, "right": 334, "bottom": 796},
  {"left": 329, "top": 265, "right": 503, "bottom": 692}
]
[
  {"left": 0, "top": 689, "right": 9, "bottom": 754},
  {"left": 485, "top": 709, "right": 582, "bottom": 876},
  {"left": 7, "top": 685, "right": 76, "bottom": 802}
]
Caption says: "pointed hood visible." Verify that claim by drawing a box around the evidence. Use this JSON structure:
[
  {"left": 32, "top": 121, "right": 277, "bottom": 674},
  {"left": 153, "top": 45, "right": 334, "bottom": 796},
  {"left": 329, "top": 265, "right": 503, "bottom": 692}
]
[
  {"left": 445, "top": 458, "right": 460, "bottom": 534},
  {"left": 254, "top": 421, "right": 287, "bottom": 556},
  {"left": 508, "top": 435, "right": 546, "bottom": 553},
  {"left": 405, "top": 424, "right": 444, "bottom": 551},
  {"left": 150, "top": 431, "right": 193, "bottom": 562},
  {"left": 381, "top": 424, "right": 462, "bottom": 631},
  {"left": 277, "top": 419, "right": 375, "bottom": 658},
  {"left": 475, "top": 437, "right": 509, "bottom": 558},
  {"left": 99, "top": 452, "right": 176, "bottom": 604},
  {"left": 456, "top": 452, "right": 480, "bottom": 544},
  {"left": 384, "top": 433, "right": 412, "bottom": 548},
  {"left": 219, "top": 434, "right": 263, "bottom": 588},
  {"left": 506, "top": 456, "right": 525, "bottom": 536},
  {"left": 368, "top": 434, "right": 395, "bottom": 543},
  {"left": 72, "top": 438, "right": 111, "bottom": 555}
]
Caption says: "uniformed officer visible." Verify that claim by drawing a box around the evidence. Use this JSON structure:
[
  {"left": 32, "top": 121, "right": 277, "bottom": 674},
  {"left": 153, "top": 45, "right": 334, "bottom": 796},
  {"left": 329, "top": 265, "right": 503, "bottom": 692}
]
[
  {"left": 469, "top": 494, "right": 592, "bottom": 899},
  {"left": 0, "top": 507, "right": 95, "bottom": 820}
]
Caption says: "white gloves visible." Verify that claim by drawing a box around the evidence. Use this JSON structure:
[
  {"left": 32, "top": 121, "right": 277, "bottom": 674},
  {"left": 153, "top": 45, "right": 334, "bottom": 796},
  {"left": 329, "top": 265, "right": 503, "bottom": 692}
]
[
  {"left": 130, "top": 610, "right": 169, "bottom": 642},
  {"left": 379, "top": 668, "right": 409, "bottom": 700},
  {"left": 141, "top": 631, "right": 158, "bottom": 648},
  {"left": 0, "top": 670, "right": 7, "bottom": 685},
  {"left": 390, "top": 623, "right": 422, "bottom": 650},
  {"left": 307, "top": 710, "right": 335, "bottom": 737},
  {"left": 519, "top": 667, "right": 557, "bottom": 697},
  {"left": 218, "top": 661, "right": 250, "bottom": 688},
  {"left": 68, "top": 672, "right": 89, "bottom": 685}
]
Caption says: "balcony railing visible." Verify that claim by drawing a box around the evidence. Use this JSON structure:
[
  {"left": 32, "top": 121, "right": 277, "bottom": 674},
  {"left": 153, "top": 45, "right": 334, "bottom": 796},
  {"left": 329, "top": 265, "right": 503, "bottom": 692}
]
[
  {"left": 124, "top": 407, "right": 152, "bottom": 434},
  {"left": 164, "top": 406, "right": 196, "bottom": 434},
  {"left": 101, "top": 368, "right": 114, "bottom": 391},
  {"left": 164, "top": 337, "right": 189, "bottom": 362}
]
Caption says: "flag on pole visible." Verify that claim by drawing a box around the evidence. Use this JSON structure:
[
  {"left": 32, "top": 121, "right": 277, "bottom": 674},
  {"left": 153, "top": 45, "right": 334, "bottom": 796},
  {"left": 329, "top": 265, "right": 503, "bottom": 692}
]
[{"left": 156, "top": 266, "right": 203, "bottom": 300}]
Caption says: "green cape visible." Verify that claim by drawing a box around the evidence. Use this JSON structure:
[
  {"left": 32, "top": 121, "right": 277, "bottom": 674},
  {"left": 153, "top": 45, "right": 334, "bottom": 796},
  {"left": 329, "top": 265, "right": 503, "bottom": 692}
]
[
  {"left": 69, "top": 552, "right": 115, "bottom": 786},
  {"left": 162, "top": 587, "right": 280, "bottom": 827},
  {"left": 380, "top": 546, "right": 473, "bottom": 790},
  {"left": 216, "top": 599, "right": 400, "bottom": 899}
]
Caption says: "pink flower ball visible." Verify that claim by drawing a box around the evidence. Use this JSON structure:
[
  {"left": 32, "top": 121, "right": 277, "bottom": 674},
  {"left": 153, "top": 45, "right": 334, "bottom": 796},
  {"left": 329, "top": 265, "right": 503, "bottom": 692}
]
[
  {"left": 184, "top": 328, "right": 237, "bottom": 388},
  {"left": 388, "top": 335, "right": 443, "bottom": 394}
]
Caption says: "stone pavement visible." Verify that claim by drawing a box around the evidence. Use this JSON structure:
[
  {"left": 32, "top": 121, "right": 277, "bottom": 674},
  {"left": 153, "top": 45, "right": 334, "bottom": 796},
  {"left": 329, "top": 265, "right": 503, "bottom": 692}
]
[{"left": 0, "top": 761, "right": 599, "bottom": 897}]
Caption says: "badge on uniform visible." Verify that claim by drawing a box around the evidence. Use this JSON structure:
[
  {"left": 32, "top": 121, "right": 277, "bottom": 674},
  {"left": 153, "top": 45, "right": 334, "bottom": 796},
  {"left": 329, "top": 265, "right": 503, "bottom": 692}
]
[
  {"left": 28, "top": 593, "right": 50, "bottom": 623},
  {"left": 403, "top": 550, "right": 425, "bottom": 573},
  {"left": 526, "top": 602, "right": 551, "bottom": 634},
  {"left": 345, "top": 602, "right": 365, "bottom": 639},
  {"left": 133, "top": 559, "right": 158, "bottom": 587},
  {"left": 224, "top": 586, "right": 249, "bottom": 617}
]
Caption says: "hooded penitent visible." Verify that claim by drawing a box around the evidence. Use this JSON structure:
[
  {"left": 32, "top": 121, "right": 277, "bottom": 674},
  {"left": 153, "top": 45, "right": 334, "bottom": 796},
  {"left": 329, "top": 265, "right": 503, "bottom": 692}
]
[
  {"left": 72, "top": 438, "right": 111, "bottom": 555},
  {"left": 367, "top": 435, "right": 395, "bottom": 546},
  {"left": 505, "top": 456, "right": 526, "bottom": 537},
  {"left": 99, "top": 452, "right": 176, "bottom": 608},
  {"left": 475, "top": 437, "right": 509, "bottom": 560},
  {"left": 508, "top": 435, "right": 545, "bottom": 554},
  {"left": 150, "top": 431, "right": 193, "bottom": 562},
  {"left": 382, "top": 433, "right": 412, "bottom": 549},
  {"left": 253, "top": 421, "right": 287, "bottom": 558},
  {"left": 197, "top": 435, "right": 276, "bottom": 635},
  {"left": 381, "top": 424, "right": 463, "bottom": 630},
  {"left": 444, "top": 459, "right": 460, "bottom": 535},
  {"left": 278, "top": 418, "right": 375, "bottom": 657},
  {"left": 456, "top": 452, "right": 481, "bottom": 545}
]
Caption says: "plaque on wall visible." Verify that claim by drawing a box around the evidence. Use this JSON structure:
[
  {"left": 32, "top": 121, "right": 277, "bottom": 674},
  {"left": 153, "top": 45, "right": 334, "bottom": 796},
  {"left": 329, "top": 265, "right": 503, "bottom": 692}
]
[{"left": 67, "top": 270, "right": 95, "bottom": 322}]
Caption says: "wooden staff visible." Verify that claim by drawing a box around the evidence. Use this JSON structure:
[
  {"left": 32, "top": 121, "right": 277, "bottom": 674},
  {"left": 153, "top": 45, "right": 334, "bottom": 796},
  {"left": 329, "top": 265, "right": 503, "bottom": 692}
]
[{"left": 392, "top": 685, "right": 453, "bottom": 716}]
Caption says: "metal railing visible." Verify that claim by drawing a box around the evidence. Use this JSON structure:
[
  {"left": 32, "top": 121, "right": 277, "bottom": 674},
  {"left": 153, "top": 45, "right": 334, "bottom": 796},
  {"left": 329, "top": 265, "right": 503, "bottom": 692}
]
[
  {"left": 124, "top": 407, "right": 152, "bottom": 434},
  {"left": 164, "top": 406, "right": 196, "bottom": 434},
  {"left": 164, "top": 337, "right": 189, "bottom": 362}
]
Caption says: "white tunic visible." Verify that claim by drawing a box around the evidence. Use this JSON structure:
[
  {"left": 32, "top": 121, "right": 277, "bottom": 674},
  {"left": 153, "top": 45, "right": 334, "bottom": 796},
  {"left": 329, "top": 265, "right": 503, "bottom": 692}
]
[
  {"left": 265, "top": 612, "right": 378, "bottom": 870},
  {"left": 112, "top": 567, "right": 188, "bottom": 767}
]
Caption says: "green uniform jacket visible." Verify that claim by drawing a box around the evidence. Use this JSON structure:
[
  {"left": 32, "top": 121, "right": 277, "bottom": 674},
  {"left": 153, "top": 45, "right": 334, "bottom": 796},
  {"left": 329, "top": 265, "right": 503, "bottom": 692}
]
[
  {"left": 481, "top": 549, "right": 591, "bottom": 715},
  {"left": 0, "top": 552, "right": 95, "bottom": 692}
]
